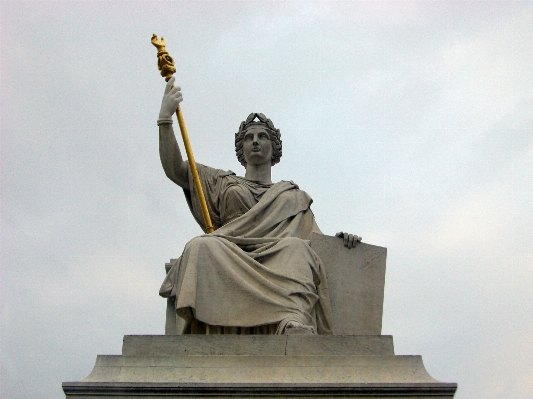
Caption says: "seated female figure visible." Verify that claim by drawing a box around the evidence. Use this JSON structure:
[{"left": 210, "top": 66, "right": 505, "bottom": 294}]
[{"left": 158, "top": 78, "right": 360, "bottom": 335}]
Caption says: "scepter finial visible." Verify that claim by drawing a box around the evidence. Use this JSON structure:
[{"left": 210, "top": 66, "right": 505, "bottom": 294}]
[{"left": 151, "top": 33, "right": 177, "bottom": 81}]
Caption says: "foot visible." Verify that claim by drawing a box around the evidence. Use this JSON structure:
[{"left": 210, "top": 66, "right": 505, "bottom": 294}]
[{"left": 283, "top": 321, "right": 316, "bottom": 335}]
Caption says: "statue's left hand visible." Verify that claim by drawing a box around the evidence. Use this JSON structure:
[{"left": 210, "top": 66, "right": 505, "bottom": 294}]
[{"left": 335, "top": 232, "right": 362, "bottom": 249}]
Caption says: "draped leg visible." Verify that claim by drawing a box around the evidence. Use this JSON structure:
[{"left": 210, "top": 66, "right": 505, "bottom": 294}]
[{"left": 172, "top": 235, "right": 321, "bottom": 334}]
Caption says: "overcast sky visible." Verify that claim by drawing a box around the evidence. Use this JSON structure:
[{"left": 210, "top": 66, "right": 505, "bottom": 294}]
[{"left": 1, "top": 1, "right": 532, "bottom": 398}]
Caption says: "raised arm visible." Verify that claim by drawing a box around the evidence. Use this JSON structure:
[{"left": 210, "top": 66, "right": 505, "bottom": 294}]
[{"left": 157, "top": 77, "right": 189, "bottom": 189}]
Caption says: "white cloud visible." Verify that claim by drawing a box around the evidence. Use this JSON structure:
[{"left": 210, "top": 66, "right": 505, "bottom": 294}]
[{"left": 2, "top": 2, "right": 532, "bottom": 398}]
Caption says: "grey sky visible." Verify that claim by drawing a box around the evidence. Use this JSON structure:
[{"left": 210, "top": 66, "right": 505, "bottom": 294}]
[{"left": 1, "top": 1, "right": 532, "bottom": 398}]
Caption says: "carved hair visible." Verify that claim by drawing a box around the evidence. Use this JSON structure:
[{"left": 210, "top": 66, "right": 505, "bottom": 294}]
[{"left": 235, "top": 113, "right": 282, "bottom": 167}]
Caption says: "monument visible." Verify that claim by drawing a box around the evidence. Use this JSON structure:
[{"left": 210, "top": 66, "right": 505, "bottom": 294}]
[{"left": 62, "top": 35, "right": 457, "bottom": 398}]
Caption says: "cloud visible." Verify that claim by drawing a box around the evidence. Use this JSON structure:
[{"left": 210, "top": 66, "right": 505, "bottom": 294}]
[{"left": 1, "top": 2, "right": 532, "bottom": 398}]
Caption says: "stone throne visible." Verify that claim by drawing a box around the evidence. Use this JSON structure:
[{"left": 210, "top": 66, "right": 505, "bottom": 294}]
[{"left": 63, "top": 233, "right": 457, "bottom": 398}]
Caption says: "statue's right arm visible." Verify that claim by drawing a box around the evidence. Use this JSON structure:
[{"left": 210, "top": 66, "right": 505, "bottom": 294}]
[
  {"left": 159, "top": 123, "right": 189, "bottom": 189},
  {"left": 157, "top": 77, "right": 189, "bottom": 189}
]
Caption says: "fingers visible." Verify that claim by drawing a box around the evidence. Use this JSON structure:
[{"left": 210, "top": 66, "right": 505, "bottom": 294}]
[
  {"left": 335, "top": 231, "right": 363, "bottom": 248},
  {"left": 164, "top": 77, "right": 175, "bottom": 94},
  {"left": 351, "top": 235, "right": 362, "bottom": 248},
  {"left": 169, "top": 85, "right": 182, "bottom": 97},
  {"left": 159, "top": 80, "right": 183, "bottom": 119},
  {"left": 336, "top": 231, "right": 362, "bottom": 248},
  {"left": 339, "top": 232, "right": 352, "bottom": 248},
  {"left": 166, "top": 85, "right": 183, "bottom": 106},
  {"left": 164, "top": 77, "right": 182, "bottom": 99}
]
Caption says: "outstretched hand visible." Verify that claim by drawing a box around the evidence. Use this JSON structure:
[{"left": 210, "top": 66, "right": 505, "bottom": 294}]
[
  {"left": 159, "top": 77, "right": 183, "bottom": 120},
  {"left": 335, "top": 232, "right": 362, "bottom": 249}
]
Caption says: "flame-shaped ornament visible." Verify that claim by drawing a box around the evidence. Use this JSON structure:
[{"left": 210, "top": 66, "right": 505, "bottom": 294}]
[{"left": 151, "top": 34, "right": 176, "bottom": 81}]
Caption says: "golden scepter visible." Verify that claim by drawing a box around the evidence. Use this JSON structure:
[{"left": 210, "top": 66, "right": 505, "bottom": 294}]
[{"left": 151, "top": 34, "right": 214, "bottom": 233}]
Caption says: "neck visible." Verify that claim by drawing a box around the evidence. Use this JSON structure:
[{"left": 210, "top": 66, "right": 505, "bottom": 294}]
[{"left": 244, "top": 162, "right": 272, "bottom": 183}]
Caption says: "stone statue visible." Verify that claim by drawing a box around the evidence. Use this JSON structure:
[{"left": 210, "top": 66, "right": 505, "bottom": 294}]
[{"left": 158, "top": 78, "right": 361, "bottom": 335}]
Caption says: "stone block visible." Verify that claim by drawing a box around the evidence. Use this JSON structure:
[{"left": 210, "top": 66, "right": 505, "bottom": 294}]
[
  {"left": 285, "top": 334, "right": 393, "bottom": 356},
  {"left": 122, "top": 335, "right": 394, "bottom": 357},
  {"left": 122, "top": 335, "right": 287, "bottom": 356}
]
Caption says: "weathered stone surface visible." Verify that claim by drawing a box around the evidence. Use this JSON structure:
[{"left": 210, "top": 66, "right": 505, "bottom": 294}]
[
  {"left": 122, "top": 335, "right": 394, "bottom": 357},
  {"left": 285, "top": 334, "right": 393, "bottom": 356},
  {"left": 63, "top": 335, "right": 457, "bottom": 398},
  {"left": 123, "top": 335, "right": 287, "bottom": 356},
  {"left": 310, "top": 233, "right": 387, "bottom": 335},
  {"left": 82, "top": 354, "right": 435, "bottom": 384}
]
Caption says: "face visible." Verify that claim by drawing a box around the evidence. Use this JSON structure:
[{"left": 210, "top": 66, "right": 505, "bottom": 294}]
[{"left": 242, "top": 126, "right": 273, "bottom": 166}]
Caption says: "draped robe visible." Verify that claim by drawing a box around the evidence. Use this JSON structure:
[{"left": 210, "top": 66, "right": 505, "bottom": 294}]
[{"left": 160, "top": 163, "right": 334, "bottom": 334}]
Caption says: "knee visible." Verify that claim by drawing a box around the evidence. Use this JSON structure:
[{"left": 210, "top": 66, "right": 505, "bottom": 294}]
[
  {"left": 184, "top": 235, "right": 215, "bottom": 252},
  {"left": 279, "top": 237, "right": 309, "bottom": 249}
]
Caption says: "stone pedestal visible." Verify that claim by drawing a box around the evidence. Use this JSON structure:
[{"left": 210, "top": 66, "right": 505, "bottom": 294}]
[
  {"left": 64, "top": 235, "right": 456, "bottom": 397},
  {"left": 63, "top": 335, "right": 457, "bottom": 398}
]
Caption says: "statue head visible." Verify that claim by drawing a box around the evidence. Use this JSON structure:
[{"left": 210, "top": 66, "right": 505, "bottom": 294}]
[{"left": 235, "top": 113, "right": 282, "bottom": 167}]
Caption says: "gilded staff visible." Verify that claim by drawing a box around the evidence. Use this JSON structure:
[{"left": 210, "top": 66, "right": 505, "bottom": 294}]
[{"left": 151, "top": 34, "right": 214, "bottom": 233}]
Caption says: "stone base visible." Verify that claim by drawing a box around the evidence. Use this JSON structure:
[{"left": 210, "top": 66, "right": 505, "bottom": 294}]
[{"left": 63, "top": 335, "right": 456, "bottom": 398}]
